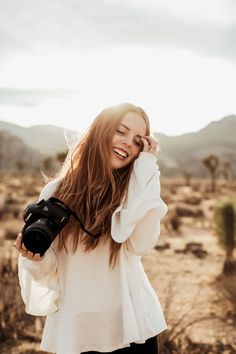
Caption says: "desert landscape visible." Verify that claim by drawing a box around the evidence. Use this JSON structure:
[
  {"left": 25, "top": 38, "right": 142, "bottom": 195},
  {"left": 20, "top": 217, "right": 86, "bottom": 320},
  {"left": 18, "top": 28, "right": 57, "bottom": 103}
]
[
  {"left": 0, "top": 169, "right": 236, "bottom": 354},
  {"left": 1, "top": 0, "right": 236, "bottom": 351}
]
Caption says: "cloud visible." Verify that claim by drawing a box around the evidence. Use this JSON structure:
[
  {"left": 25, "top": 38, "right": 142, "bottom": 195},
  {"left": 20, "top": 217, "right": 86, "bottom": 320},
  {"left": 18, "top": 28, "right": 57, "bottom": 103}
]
[
  {"left": 0, "top": 87, "right": 79, "bottom": 107},
  {"left": 0, "top": 0, "right": 235, "bottom": 62}
]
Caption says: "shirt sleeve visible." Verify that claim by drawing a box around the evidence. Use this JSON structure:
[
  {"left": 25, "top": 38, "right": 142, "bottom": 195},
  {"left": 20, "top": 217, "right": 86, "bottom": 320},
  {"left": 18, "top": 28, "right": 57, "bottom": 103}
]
[
  {"left": 18, "top": 179, "right": 61, "bottom": 316},
  {"left": 111, "top": 152, "right": 168, "bottom": 255},
  {"left": 18, "top": 246, "right": 59, "bottom": 316}
]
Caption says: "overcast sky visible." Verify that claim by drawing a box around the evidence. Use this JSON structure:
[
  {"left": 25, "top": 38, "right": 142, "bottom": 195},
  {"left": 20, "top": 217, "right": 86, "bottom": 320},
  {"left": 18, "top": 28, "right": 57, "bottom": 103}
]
[{"left": 0, "top": 0, "right": 235, "bottom": 135}]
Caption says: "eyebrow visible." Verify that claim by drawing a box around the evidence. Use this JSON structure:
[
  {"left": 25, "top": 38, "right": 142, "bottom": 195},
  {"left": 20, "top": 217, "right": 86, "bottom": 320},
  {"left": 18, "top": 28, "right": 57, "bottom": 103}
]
[{"left": 120, "top": 123, "right": 142, "bottom": 138}]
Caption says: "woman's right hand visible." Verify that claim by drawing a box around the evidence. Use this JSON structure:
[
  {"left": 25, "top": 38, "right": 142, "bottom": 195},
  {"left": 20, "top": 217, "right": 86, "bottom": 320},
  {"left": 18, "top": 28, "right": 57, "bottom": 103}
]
[
  {"left": 14, "top": 233, "right": 45, "bottom": 262},
  {"left": 141, "top": 136, "right": 159, "bottom": 157}
]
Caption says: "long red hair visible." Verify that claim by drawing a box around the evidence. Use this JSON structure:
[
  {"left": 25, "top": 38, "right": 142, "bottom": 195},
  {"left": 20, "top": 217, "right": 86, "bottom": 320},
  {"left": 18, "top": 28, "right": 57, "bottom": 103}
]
[{"left": 53, "top": 102, "right": 150, "bottom": 267}]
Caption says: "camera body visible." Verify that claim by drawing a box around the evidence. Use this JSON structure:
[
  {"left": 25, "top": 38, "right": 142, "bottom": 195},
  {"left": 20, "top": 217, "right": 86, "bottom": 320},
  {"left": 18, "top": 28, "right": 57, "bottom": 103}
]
[{"left": 22, "top": 198, "right": 71, "bottom": 256}]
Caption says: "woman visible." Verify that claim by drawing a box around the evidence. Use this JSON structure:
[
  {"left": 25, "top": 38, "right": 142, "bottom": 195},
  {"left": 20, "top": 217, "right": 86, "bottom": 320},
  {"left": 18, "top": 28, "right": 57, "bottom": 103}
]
[{"left": 15, "top": 102, "right": 168, "bottom": 354}]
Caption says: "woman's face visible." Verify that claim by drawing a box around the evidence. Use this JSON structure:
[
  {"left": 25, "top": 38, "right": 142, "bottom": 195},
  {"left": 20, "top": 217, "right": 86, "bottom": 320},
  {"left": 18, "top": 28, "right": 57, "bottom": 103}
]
[{"left": 111, "top": 111, "right": 147, "bottom": 169}]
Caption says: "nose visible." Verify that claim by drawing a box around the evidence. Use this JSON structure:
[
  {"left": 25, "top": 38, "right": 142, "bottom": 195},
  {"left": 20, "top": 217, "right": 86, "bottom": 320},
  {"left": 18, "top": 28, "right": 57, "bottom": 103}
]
[
  {"left": 121, "top": 132, "right": 133, "bottom": 147},
  {"left": 122, "top": 137, "right": 132, "bottom": 147}
]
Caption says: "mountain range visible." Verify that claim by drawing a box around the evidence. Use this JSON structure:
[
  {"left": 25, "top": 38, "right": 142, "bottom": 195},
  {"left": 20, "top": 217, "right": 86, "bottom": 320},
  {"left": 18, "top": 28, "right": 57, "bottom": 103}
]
[
  {"left": 155, "top": 115, "right": 236, "bottom": 177},
  {"left": 0, "top": 115, "right": 235, "bottom": 177},
  {"left": 0, "top": 121, "right": 78, "bottom": 156}
]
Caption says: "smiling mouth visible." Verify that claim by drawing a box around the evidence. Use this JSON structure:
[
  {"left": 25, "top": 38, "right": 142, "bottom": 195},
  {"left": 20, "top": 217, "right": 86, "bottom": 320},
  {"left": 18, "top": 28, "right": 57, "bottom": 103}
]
[{"left": 112, "top": 147, "right": 128, "bottom": 159}]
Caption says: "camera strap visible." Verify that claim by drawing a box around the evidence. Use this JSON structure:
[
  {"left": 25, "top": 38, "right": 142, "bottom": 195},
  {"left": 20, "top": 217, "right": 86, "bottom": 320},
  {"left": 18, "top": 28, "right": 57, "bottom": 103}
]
[{"left": 48, "top": 197, "right": 98, "bottom": 239}]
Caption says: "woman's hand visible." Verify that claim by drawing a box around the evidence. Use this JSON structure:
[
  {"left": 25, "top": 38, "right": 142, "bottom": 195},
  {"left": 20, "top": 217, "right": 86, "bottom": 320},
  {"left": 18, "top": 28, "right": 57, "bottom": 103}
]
[
  {"left": 14, "top": 233, "right": 45, "bottom": 261},
  {"left": 141, "top": 136, "right": 160, "bottom": 157}
]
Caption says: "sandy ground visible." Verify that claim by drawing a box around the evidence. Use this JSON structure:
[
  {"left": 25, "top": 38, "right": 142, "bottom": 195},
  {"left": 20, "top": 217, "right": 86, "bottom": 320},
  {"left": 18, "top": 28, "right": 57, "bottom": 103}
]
[
  {"left": 142, "top": 224, "right": 236, "bottom": 350},
  {"left": 1, "top": 223, "right": 235, "bottom": 353},
  {"left": 1, "top": 173, "right": 236, "bottom": 353}
]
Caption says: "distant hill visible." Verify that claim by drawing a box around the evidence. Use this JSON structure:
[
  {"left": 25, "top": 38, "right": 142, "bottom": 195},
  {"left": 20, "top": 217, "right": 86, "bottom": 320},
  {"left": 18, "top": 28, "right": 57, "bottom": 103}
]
[
  {"left": 0, "top": 121, "right": 79, "bottom": 156},
  {"left": 155, "top": 115, "right": 236, "bottom": 177},
  {"left": 0, "top": 130, "right": 42, "bottom": 170},
  {"left": 0, "top": 115, "right": 235, "bottom": 177}
]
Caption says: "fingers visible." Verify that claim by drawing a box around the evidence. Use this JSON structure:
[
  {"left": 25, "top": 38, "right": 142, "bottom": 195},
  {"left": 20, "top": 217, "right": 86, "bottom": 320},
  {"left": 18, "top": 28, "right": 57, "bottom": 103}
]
[
  {"left": 13, "top": 232, "right": 45, "bottom": 261},
  {"left": 21, "top": 244, "right": 28, "bottom": 257},
  {"left": 14, "top": 232, "right": 23, "bottom": 251},
  {"left": 141, "top": 137, "right": 150, "bottom": 152},
  {"left": 24, "top": 251, "right": 45, "bottom": 261},
  {"left": 142, "top": 136, "right": 160, "bottom": 156}
]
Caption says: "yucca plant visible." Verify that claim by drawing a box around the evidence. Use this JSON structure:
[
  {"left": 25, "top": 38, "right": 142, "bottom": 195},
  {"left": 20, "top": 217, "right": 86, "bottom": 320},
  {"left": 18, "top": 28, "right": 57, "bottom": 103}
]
[
  {"left": 202, "top": 154, "right": 219, "bottom": 193},
  {"left": 213, "top": 198, "right": 236, "bottom": 275}
]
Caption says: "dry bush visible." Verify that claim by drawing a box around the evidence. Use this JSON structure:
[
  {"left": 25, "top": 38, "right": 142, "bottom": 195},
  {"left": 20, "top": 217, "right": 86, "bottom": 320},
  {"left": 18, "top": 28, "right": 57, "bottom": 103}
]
[
  {"left": 217, "top": 274, "right": 236, "bottom": 309},
  {"left": 162, "top": 206, "right": 182, "bottom": 234},
  {"left": 157, "top": 275, "right": 235, "bottom": 354},
  {"left": 184, "top": 195, "right": 202, "bottom": 205},
  {"left": 0, "top": 248, "right": 44, "bottom": 350}
]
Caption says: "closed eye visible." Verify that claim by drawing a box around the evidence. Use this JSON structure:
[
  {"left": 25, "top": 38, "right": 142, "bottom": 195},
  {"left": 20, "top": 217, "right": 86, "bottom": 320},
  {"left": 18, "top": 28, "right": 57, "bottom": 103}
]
[{"left": 117, "top": 129, "right": 125, "bottom": 135}]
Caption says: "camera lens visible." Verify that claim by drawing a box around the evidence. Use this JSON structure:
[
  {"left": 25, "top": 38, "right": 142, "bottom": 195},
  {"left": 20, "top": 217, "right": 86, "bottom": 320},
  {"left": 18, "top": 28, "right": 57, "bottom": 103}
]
[{"left": 22, "top": 218, "right": 56, "bottom": 255}]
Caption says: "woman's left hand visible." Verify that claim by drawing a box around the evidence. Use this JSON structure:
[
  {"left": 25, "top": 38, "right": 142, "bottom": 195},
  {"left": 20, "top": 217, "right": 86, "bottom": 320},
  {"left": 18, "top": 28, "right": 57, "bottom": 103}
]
[
  {"left": 14, "top": 232, "right": 45, "bottom": 261},
  {"left": 141, "top": 136, "right": 160, "bottom": 157}
]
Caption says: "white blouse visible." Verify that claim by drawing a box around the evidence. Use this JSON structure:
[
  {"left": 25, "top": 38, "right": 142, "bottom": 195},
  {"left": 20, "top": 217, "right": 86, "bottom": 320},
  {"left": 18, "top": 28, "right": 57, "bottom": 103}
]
[{"left": 18, "top": 152, "right": 168, "bottom": 354}]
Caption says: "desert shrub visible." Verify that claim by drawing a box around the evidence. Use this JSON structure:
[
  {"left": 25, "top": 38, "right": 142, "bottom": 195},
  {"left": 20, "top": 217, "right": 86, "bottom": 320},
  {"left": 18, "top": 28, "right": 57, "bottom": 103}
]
[
  {"left": 184, "top": 195, "right": 201, "bottom": 205},
  {"left": 170, "top": 215, "right": 181, "bottom": 231},
  {"left": 213, "top": 197, "right": 236, "bottom": 275},
  {"left": 162, "top": 208, "right": 182, "bottom": 233},
  {"left": 159, "top": 276, "right": 200, "bottom": 352},
  {"left": 176, "top": 205, "right": 204, "bottom": 218},
  {"left": 191, "top": 183, "right": 201, "bottom": 192},
  {"left": 0, "top": 256, "right": 24, "bottom": 341},
  {"left": 0, "top": 251, "right": 44, "bottom": 344},
  {"left": 219, "top": 274, "right": 236, "bottom": 307},
  {"left": 4, "top": 229, "right": 18, "bottom": 240}
]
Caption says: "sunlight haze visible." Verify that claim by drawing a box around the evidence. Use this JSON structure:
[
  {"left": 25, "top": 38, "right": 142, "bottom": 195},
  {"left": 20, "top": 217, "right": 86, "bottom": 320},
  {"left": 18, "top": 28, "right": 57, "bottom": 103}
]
[{"left": 0, "top": 0, "right": 235, "bottom": 135}]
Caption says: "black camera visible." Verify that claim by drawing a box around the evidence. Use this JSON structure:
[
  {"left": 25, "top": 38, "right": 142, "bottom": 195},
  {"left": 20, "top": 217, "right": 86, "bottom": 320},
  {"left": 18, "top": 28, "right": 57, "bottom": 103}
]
[
  {"left": 21, "top": 197, "right": 97, "bottom": 256},
  {"left": 21, "top": 197, "right": 72, "bottom": 256}
]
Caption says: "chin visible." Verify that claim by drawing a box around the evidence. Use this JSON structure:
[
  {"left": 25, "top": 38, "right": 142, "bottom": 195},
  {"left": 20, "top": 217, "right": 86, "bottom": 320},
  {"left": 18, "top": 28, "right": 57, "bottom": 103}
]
[
  {"left": 111, "top": 161, "right": 126, "bottom": 170},
  {"left": 111, "top": 157, "right": 134, "bottom": 170}
]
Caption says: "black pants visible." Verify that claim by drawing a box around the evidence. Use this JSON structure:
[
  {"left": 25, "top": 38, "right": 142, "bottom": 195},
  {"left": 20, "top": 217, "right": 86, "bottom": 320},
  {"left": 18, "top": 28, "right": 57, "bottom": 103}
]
[{"left": 82, "top": 335, "right": 158, "bottom": 354}]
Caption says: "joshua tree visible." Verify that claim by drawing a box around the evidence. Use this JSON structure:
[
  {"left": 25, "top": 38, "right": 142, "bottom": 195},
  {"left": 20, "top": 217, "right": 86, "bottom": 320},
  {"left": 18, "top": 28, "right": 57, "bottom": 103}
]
[
  {"left": 202, "top": 154, "right": 219, "bottom": 192},
  {"left": 213, "top": 198, "right": 236, "bottom": 275},
  {"left": 15, "top": 159, "right": 25, "bottom": 172}
]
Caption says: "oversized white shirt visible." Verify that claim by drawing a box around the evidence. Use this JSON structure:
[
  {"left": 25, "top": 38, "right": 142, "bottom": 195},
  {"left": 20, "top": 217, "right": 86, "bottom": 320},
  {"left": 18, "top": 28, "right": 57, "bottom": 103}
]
[{"left": 18, "top": 152, "right": 168, "bottom": 354}]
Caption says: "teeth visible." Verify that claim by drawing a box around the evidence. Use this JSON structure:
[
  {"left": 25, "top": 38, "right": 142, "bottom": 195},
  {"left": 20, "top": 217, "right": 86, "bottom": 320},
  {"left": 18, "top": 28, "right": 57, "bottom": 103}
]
[{"left": 113, "top": 148, "right": 128, "bottom": 158}]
